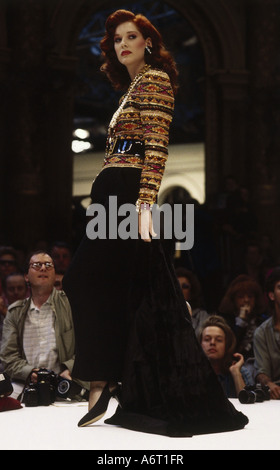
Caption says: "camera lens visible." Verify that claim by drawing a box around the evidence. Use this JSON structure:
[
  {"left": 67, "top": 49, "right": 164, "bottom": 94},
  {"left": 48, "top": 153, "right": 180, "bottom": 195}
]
[
  {"left": 57, "top": 379, "right": 71, "bottom": 396},
  {"left": 238, "top": 389, "right": 256, "bottom": 404}
]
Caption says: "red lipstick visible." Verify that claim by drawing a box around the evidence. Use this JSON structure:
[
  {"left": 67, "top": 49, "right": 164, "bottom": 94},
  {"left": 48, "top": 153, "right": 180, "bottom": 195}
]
[{"left": 121, "top": 51, "right": 132, "bottom": 56}]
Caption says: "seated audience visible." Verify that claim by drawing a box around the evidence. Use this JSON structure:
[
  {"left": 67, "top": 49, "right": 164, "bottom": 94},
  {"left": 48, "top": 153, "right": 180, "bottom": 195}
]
[
  {"left": 253, "top": 267, "right": 280, "bottom": 399},
  {"left": 0, "top": 246, "right": 19, "bottom": 295},
  {"left": 218, "top": 274, "right": 267, "bottom": 360},
  {"left": 176, "top": 267, "right": 209, "bottom": 336},
  {"left": 54, "top": 271, "right": 64, "bottom": 291},
  {"left": 233, "top": 239, "right": 272, "bottom": 290},
  {"left": 50, "top": 241, "right": 72, "bottom": 274},
  {"left": 199, "top": 315, "right": 253, "bottom": 398},
  {"left": 2, "top": 272, "right": 28, "bottom": 307},
  {"left": 0, "top": 273, "right": 28, "bottom": 365},
  {"left": 0, "top": 250, "right": 88, "bottom": 399},
  {"left": 0, "top": 297, "right": 5, "bottom": 372}
]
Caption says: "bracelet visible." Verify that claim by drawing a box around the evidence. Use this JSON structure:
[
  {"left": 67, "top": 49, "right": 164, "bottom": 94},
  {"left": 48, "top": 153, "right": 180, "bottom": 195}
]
[{"left": 135, "top": 200, "right": 153, "bottom": 213}]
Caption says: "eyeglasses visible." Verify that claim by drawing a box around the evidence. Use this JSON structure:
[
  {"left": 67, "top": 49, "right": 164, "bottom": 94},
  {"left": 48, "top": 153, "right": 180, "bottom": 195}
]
[{"left": 29, "top": 262, "right": 54, "bottom": 271}]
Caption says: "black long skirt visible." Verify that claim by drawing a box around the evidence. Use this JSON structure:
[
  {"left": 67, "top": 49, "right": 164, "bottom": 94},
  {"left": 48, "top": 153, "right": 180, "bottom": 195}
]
[{"left": 63, "top": 166, "right": 248, "bottom": 437}]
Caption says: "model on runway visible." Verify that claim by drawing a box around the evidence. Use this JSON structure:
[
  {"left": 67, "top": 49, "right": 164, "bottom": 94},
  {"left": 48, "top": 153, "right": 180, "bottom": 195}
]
[{"left": 63, "top": 9, "right": 248, "bottom": 437}]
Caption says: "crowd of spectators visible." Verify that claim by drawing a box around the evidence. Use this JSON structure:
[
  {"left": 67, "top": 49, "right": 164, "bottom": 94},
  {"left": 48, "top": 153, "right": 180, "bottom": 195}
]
[
  {"left": 1, "top": 176, "right": 280, "bottom": 404},
  {"left": 172, "top": 175, "right": 280, "bottom": 398}
]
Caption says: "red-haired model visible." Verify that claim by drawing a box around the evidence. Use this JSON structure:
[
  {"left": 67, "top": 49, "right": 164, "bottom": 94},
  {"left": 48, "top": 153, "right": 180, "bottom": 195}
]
[{"left": 63, "top": 10, "right": 248, "bottom": 436}]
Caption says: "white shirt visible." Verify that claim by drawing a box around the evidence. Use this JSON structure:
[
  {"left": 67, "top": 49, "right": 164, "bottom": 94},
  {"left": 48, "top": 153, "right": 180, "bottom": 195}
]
[{"left": 23, "top": 297, "right": 60, "bottom": 374}]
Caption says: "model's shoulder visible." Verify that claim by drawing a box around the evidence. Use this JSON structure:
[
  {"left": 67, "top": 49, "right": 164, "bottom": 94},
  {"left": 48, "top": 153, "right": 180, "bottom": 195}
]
[
  {"left": 140, "top": 69, "right": 173, "bottom": 98},
  {"left": 145, "top": 68, "right": 171, "bottom": 82}
]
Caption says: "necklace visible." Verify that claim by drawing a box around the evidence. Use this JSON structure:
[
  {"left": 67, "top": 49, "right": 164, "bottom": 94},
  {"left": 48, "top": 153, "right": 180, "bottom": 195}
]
[{"left": 106, "top": 64, "right": 151, "bottom": 155}]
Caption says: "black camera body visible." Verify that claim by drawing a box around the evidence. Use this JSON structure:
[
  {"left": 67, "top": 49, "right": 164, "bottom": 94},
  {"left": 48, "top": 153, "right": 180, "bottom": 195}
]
[
  {"left": 22, "top": 368, "right": 89, "bottom": 407},
  {"left": 0, "top": 372, "right": 13, "bottom": 398},
  {"left": 238, "top": 383, "right": 270, "bottom": 404}
]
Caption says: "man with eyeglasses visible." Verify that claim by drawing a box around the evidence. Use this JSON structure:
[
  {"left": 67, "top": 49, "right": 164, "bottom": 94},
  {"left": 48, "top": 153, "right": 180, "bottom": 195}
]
[{"left": 0, "top": 250, "right": 88, "bottom": 399}]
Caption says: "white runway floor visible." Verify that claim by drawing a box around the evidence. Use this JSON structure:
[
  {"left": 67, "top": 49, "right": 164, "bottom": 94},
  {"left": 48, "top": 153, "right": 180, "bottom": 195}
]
[{"left": 1, "top": 398, "right": 279, "bottom": 452}]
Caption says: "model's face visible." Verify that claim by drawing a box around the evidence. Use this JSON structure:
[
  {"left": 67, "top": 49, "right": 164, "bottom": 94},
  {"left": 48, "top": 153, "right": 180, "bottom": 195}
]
[
  {"left": 114, "top": 21, "right": 151, "bottom": 73},
  {"left": 201, "top": 326, "right": 226, "bottom": 361}
]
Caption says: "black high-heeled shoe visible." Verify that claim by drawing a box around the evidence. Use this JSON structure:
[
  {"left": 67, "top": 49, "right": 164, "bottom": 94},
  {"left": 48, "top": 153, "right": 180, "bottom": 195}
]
[{"left": 77, "top": 383, "right": 120, "bottom": 427}]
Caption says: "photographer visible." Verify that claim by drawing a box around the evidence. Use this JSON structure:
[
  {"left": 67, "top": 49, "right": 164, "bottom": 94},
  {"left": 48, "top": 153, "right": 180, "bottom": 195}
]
[
  {"left": 0, "top": 250, "right": 88, "bottom": 399},
  {"left": 253, "top": 268, "right": 280, "bottom": 399}
]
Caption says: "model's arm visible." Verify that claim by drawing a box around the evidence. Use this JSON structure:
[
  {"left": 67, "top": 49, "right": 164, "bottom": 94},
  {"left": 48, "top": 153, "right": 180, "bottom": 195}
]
[{"left": 137, "top": 69, "right": 174, "bottom": 206}]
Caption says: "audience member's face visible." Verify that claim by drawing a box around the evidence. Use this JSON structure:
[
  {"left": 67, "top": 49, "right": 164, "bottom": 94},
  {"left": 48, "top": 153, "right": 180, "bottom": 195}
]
[
  {"left": 201, "top": 326, "right": 226, "bottom": 361},
  {"left": 246, "top": 245, "right": 262, "bottom": 267},
  {"left": 177, "top": 276, "right": 191, "bottom": 301},
  {"left": 5, "top": 275, "right": 27, "bottom": 304},
  {"left": 234, "top": 291, "right": 255, "bottom": 314},
  {"left": 0, "top": 255, "right": 17, "bottom": 279},
  {"left": 26, "top": 253, "right": 56, "bottom": 290},
  {"left": 268, "top": 280, "right": 280, "bottom": 308},
  {"left": 54, "top": 273, "right": 64, "bottom": 291},
  {"left": 51, "top": 247, "right": 71, "bottom": 273}
]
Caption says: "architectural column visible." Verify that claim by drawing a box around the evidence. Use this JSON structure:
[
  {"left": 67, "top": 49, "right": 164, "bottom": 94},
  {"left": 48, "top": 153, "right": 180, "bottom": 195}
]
[
  {"left": 246, "top": 0, "right": 280, "bottom": 250},
  {"left": 1, "top": 1, "right": 77, "bottom": 251},
  {"left": 0, "top": 1, "right": 11, "bottom": 244},
  {"left": 205, "top": 69, "right": 249, "bottom": 196}
]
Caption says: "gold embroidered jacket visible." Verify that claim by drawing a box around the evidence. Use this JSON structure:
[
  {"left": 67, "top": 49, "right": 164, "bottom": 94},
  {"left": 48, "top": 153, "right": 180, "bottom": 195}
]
[{"left": 103, "top": 68, "right": 175, "bottom": 205}]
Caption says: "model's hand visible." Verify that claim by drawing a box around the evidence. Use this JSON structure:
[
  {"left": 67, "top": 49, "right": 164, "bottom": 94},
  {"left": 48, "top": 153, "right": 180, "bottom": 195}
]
[{"left": 138, "top": 210, "right": 156, "bottom": 242}]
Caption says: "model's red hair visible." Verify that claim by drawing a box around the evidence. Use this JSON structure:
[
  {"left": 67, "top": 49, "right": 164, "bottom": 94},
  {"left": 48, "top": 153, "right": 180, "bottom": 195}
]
[{"left": 100, "top": 9, "right": 178, "bottom": 93}]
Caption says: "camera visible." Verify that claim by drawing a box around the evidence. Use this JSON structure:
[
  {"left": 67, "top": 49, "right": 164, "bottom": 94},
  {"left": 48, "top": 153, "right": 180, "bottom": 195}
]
[
  {"left": 238, "top": 384, "right": 270, "bottom": 404},
  {"left": 0, "top": 372, "right": 13, "bottom": 398},
  {"left": 56, "top": 375, "right": 89, "bottom": 401},
  {"left": 22, "top": 368, "right": 89, "bottom": 407},
  {"left": 22, "top": 369, "right": 56, "bottom": 407}
]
